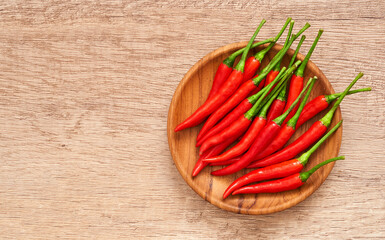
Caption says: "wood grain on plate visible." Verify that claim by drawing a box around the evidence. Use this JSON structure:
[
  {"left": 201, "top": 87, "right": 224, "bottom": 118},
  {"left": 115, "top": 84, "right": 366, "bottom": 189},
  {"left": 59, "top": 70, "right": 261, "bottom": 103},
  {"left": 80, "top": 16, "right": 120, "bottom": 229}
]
[{"left": 168, "top": 42, "right": 342, "bottom": 214}]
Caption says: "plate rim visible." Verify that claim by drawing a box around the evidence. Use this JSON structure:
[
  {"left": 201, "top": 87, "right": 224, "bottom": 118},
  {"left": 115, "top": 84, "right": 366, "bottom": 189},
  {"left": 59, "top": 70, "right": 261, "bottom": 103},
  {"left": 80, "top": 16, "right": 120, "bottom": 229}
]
[{"left": 167, "top": 41, "right": 342, "bottom": 215}]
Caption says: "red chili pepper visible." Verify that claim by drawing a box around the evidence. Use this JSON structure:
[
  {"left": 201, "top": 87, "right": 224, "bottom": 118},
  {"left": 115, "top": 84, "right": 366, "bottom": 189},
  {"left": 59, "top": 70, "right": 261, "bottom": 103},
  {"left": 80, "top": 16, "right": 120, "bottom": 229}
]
[
  {"left": 253, "top": 76, "right": 317, "bottom": 161},
  {"left": 296, "top": 88, "right": 371, "bottom": 128},
  {"left": 266, "top": 35, "right": 306, "bottom": 123},
  {"left": 248, "top": 73, "right": 363, "bottom": 168},
  {"left": 264, "top": 69, "right": 280, "bottom": 88},
  {"left": 174, "top": 20, "right": 266, "bottom": 132},
  {"left": 243, "top": 18, "right": 292, "bottom": 81},
  {"left": 196, "top": 21, "right": 298, "bottom": 143},
  {"left": 284, "top": 29, "right": 323, "bottom": 123},
  {"left": 211, "top": 76, "right": 316, "bottom": 176},
  {"left": 210, "top": 157, "right": 240, "bottom": 166},
  {"left": 223, "top": 120, "right": 342, "bottom": 198},
  {"left": 199, "top": 116, "right": 251, "bottom": 155},
  {"left": 192, "top": 137, "right": 235, "bottom": 177},
  {"left": 196, "top": 85, "right": 263, "bottom": 147},
  {"left": 199, "top": 67, "right": 289, "bottom": 155},
  {"left": 207, "top": 38, "right": 274, "bottom": 100},
  {"left": 203, "top": 76, "right": 288, "bottom": 163},
  {"left": 196, "top": 77, "right": 264, "bottom": 144},
  {"left": 247, "top": 78, "right": 265, "bottom": 97},
  {"left": 232, "top": 156, "right": 344, "bottom": 195},
  {"left": 266, "top": 87, "right": 286, "bottom": 123},
  {"left": 255, "top": 88, "right": 370, "bottom": 161},
  {"left": 196, "top": 30, "right": 307, "bottom": 146}
]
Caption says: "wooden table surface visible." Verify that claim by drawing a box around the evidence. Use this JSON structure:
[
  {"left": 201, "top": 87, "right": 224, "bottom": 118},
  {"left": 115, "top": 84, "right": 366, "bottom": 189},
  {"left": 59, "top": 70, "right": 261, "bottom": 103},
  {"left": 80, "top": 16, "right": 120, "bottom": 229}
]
[{"left": 0, "top": 1, "right": 384, "bottom": 239}]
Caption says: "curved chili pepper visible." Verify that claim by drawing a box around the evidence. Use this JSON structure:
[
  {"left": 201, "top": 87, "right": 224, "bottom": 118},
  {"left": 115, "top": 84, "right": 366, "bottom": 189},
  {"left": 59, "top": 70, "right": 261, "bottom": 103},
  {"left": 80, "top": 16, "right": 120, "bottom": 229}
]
[
  {"left": 174, "top": 20, "right": 266, "bottom": 132},
  {"left": 232, "top": 156, "right": 344, "bottom": 195},
  {"left": 266, "top": 35, "right": 306, "bottom": 123},
  {"left": 197, "top": 26, "right": 309, "bottom": 144},
  {"left": 284, "top": 29, "right": 323, "bottom": 123},
  {"left": 203, "top": 76, "right": 288, "bottom": 163},
  {"left": 192, "top": 137, "right": 235, "bottom": 177},
  {"left": 296, "top": 87, "right": 371, "bottom": 128},
  {"left": 249, "top": 73, "right": 363, "bottom": 168},
  {"left": 207, "top": 38, "right": 274, "bottom": 100},
  {"left": 266, "top": 87, "right": 286, "bottom": 123},
  {"left": 199, "top": 67, "right": 289, "bottom": 155},
  {"left": 199, "top": 116, "right": 251, "bottom": 155},
  {"left": 243, "top": 18, "right": 292, "bottom": 81},
  {"left": 209, "top": 157, "right": 240, "bottom": 166},
  {"left": 253, "top": 76, "right": 317, "bottom": 161},
  {"left": 196, "top": 87, "right": 263, "bottom": 147},
  {"left": 247, "top": 78, "right": 265, "bottom": 97},
  {"left": 223, "top": 120, "right": 342, "bottom": 198},
  {"left": 196, "top": 77, "right": 264, "bottom": 144},
  {"left": 211, "top": 76, "right": 316, "bottom": 176},
  {"left": 196, "top": 21, "right": 300, "bottom": 143},
  {"left": 196, "top": 35, "right": 303, "bottom": 146}
]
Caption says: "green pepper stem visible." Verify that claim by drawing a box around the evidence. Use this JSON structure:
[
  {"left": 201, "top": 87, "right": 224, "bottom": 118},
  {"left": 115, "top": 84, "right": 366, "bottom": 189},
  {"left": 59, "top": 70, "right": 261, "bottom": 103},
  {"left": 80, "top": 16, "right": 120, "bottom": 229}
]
[
  {"left": 223, "top": 38, "right": 275, "bottom": 68},
  {"left": 245, "top": 67, "right": 287, "bottom": 119},
  {"left": 246, "top": 86, "right": 266, "bottom": 104},
  {"left": 296, "top": 29, "right": 323, "bottom": 77},
  {"left": 273, "top": 65, "right": 314, "bottom": 126},
  {"left": 273, "top": 20, "right": 294, "bottom": 71},
  {"left": 254, "top": 18, "right": 291, "bottom": 62},
  {"left": 321, "top": 73, "right": 364, "bottom": 127},
  {"left": 325, "top": 88, "right": 371, "bottom": 103},
  {"left": 293, "top": 22, "right": 310, "bottom": 40},
  {"left": 235, "top": 19, "right": 266, "bottom": 72},
  {"left": 286, "top": 76, "right": 317, "bottom": 128},
  {"left": 276, "top": 82, "right": 288, "bottom": 101},
  {"left": 250, "top": 22, "right": 310, "bottom": 87},
  {"left": 299, "top": 156, "right": 345, "bottom": 182},
  {"left": 298, "top": 120, "right": 343, "bottom": 165},
  {"left": 288, "top": 35, "right": 306, "bottom": 68},
  {"left": 247, "top": 60, "right": 301, "bottom": 119},
  {"left": 251, "top": 34, "right": 295, "bottom": 86}
]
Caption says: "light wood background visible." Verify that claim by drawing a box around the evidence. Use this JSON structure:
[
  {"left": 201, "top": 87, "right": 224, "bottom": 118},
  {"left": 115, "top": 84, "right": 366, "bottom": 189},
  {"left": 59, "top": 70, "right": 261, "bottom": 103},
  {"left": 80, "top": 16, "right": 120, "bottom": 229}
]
[{"left": 0, "top": 1, "right": 383, "bottom": 239}]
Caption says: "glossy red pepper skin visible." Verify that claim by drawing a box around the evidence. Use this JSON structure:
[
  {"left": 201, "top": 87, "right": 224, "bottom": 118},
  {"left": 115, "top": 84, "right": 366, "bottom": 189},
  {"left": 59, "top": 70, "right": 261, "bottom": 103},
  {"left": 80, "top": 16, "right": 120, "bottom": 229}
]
[
  {"left": 197, "top": 80, "right": 257, "bottom": 143},
  {"left": 192, "top": 137, "right": 234, "bottom": 177},
  {"left": 248, "top": 120, "right": 327, "bottom": 168},
  {"left": 223, "top": 159, "right": 303, "bottom": 198},
  {"left": 210, "top": 157, "right": 240, "bottom": 166},
  {"left": 230, "top": 122, "right": 344, "bottom": 197},
  {"left": 296, "top": 95, "right": 329, "bottom": 128},
  {"left": 265, "top": 70, "right": 280, "bottom": 87},
  {"left": 266, "top": 98, "right": 286, "bottom": 123},
  {"left": 243, "top": 56, "right": 261, "bottom": 81},
  {"left": 232, "top": 173, "right": 303, "bottom": 195},
  {"left": 283, "top": 74, "right": 304, "bottom": 123},
  {"left": 263, "top": 70, "right": 280, "bottom": 96},
  {"left": 204, "top": 116, "right": 267, "bottom": 163},
  {"left": 211, "top": 121, "right": 281, "bottom": 176},
  {"left": 175, "top": 70, "right": 244, "bottom": 132},
  {"left": 248, "top": 78, "right": 265, "bottom": 97},
  {"left": 199, "top": 116, "right": 251, "bottom": 155},
  {"left": 207, "top": 63, "right": 233, "bottom": 100},
  {"left": 253, "top": 124, "right": 295, "bottom": 161},
  {"left": 196, "top": 99, "right": 253, "bottom": 146}
]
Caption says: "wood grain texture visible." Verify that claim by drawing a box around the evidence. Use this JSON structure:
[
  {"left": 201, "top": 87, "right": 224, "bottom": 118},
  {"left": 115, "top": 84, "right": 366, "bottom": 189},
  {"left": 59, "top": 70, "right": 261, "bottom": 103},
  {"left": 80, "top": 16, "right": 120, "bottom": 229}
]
[
  {"left": 168, "top": 42, "right": 343, "bottom": 214},
  {"left": 0, "top": 0, "right": 383, "bottom": 239}
]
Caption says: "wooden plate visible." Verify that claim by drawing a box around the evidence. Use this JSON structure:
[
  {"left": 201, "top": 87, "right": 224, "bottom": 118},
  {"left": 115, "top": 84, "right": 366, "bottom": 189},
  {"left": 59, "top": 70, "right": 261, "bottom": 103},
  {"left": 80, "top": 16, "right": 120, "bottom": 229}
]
[{"left": 167, "top": 41, "right": 342, "bottom": 215}]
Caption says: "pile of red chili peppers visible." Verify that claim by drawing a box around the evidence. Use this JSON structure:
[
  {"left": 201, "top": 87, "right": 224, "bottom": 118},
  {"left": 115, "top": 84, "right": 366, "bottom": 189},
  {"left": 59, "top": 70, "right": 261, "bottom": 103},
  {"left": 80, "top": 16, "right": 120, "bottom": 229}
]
[{"left": 174, "top": 18, "right": 371, "bottom": 199}]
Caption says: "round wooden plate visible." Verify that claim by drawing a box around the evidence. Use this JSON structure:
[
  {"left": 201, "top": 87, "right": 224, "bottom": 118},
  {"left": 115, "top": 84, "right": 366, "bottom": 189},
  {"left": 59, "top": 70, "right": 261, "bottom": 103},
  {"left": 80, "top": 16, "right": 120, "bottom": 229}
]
[{"left": 167, "top": 41, "right": 342, "bottom": 215}]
